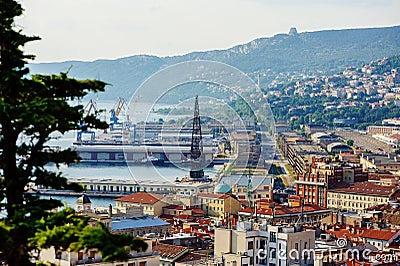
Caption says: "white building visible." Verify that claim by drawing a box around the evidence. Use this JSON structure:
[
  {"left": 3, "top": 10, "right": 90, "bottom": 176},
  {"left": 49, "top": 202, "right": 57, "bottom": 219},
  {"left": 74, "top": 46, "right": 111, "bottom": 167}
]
[
  {"left": 39, "top": 239, "right": 159, "bottom": 266},
  {"left": 214, "top": 223, "right": 315, "bottom": 266}
]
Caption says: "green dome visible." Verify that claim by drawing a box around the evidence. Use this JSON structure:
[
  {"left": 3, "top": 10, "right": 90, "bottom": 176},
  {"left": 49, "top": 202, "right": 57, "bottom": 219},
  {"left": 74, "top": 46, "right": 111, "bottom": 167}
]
[{"left": 214, "top": 182, "right": 232, "bottom": 194}]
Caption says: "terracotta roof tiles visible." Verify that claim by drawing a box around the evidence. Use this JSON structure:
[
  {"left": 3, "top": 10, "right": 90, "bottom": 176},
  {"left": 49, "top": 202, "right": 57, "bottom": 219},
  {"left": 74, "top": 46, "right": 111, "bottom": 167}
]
[
  {"left": 362, "top": 229, "right": 399, "bottom": 241},
  {"left": 329, "top": 181, "right": 398, "bottom": 196},
  {"left": 115, "top": 192, "right": 164, "bottom": 205},
  {"left": 152, "top": 243, "right": 187, "bottom": 259}
]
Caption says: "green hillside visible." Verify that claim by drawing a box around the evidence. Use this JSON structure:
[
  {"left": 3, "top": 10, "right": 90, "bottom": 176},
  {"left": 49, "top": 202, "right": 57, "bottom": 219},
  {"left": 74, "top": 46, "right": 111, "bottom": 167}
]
[{"left": 29, "top": 26, "right": 400, "bottom": 100}]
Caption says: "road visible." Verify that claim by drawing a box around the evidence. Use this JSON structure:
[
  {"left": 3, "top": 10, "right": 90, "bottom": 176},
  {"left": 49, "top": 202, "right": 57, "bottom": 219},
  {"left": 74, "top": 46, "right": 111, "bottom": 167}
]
[{"left": 261, "top": 135, "right": 295, "bottom": 188}]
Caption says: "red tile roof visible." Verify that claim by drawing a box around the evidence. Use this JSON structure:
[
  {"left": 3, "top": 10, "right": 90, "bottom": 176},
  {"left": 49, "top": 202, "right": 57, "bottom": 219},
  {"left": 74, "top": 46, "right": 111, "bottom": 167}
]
[
  {"left": 328, "top": 181, "right": 398, "bottom": 196},
  {"left": 368, "top": 172, "right": 398, "bottom": 180},
  {"left": 328, "top": 226, "right": 400, "bottom": 242},
  {"left": 362, "top": 229, "right": 399, "bottom": 241},
  {"left": 175, "top": 252, "right": 207, "bottom": 263},
  {"left": 116, "top": 192, "right": 164, "bottom": 205},
  {"left": 152, "top": 243, "right": 188, "bottom": 259},
  {"left": 192, "top": 208, "right": 205, "bottom": 215},
  {"left": 175, "top": 214, "right": 195, "bottom": 220},
  {"left": 328, "top": 229, "right": 359, "bottom": 241}
]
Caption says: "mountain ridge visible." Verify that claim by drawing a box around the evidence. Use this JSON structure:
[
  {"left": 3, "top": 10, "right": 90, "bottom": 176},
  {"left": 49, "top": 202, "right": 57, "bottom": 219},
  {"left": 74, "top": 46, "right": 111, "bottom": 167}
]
[{"left": 29, "top": 25, "right": 400, "bottom": 100}]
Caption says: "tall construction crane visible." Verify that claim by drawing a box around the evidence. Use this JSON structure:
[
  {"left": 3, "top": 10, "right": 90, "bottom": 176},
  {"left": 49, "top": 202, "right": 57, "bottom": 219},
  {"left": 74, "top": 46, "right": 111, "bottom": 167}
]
[
  {"left": 77, "top": 99, "right": 97, "bottom": 142},
  {"left": 109, "top": 97, "right": 130, "bottom": 131}
]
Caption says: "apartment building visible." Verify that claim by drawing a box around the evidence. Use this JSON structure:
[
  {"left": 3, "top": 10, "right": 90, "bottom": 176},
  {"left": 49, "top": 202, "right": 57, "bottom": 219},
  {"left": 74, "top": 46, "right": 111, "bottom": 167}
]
[
  {"left": 296, "top": 157, "right": 367, "bottom": 207},
  {"left": 359, "top": 153, "right": 400, "bottom": 173},
  {"left": 196, "top": 193, "right": 241, "bottom": 220},
  {"left": 327, "top": 182, "right": 400, "bottom": 213},
  {"left": 278, "top": 132, "right": 328, "bottom": 174},
  {"left": 238, "top": 197, "right": 331, "bottom": 226},
  {"left": 115, "top": 192, "right": 169, "bottom": 217},
  {"left": 214, "top": 224, "right": 315, "bottom": 266},
  {"left": 39, "top": 239, "right": 159, "bottom": 266}
]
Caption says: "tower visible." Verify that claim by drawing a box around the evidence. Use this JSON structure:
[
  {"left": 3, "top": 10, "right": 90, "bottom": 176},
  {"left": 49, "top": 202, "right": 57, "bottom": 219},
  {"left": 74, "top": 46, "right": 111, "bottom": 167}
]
[
  {"left": 189, "top": 96, "right": 205, "bottom": 180},
  {"left": 76, "top": 194, "right": 92, "bottom": 212}
]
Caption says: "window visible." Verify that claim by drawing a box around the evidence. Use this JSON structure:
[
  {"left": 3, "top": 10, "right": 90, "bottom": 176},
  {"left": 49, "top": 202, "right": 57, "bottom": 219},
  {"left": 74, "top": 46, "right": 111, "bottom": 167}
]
[
  {"left": 139, "top": 262, "right": 147, "bottom": 266},
  {"left": 248, "top": 241, "right": 254, "bottom": 250},
  {"left": 270, "top": 232, "right": 276, "bottom": 242}
]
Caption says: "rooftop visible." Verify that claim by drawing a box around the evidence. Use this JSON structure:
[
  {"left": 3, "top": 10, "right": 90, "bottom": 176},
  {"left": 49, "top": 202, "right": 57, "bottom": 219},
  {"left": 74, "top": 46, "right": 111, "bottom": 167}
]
[
  {"left": 116, "top": 192, "right": 164, "bottom": 205},
  {"left": 328, "top": 181, "right": 398, "bottom": 196},
  {"left": 76, "top": 194, "right": 91, "bottom": 204},
  {"left": 362, "top": 228, "right": 399, "bottom": 241},
  {"left": 239, "top": 203, "right": 330, "bottom": 217},
  {"left": 361, "top": 154, "right": 400, "bottom": 166},
  {"left": 152, "top": 243, "right": 187, "bottom": 260},
  {"left": 175, "top": 252, "right": 207, "bottom": 264},
  {"left": 111, "top": 216, "right": 170, "bottom": 231}
]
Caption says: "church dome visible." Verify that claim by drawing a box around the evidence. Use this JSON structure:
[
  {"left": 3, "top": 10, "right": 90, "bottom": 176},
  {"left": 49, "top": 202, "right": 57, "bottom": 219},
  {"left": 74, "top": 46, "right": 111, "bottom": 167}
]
[{"left": 214, "top": 182, "right": 232, "bottom": 194}]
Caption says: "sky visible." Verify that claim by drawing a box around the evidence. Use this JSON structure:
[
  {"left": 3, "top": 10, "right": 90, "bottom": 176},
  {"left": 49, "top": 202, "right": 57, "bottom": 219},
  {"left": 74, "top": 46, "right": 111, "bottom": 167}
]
[{"left": 16, "top": 0, "right": 400, "bottom": 63}]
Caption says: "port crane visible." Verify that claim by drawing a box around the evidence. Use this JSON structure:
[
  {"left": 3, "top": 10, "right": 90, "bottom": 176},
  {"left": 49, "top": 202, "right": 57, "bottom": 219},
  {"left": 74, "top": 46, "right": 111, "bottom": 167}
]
[
  {"left": 77, "top": 99, "right": 97, "bottom": 142},
  {"left": 109, "top": 97, "right": 130, "bottom": 131}
]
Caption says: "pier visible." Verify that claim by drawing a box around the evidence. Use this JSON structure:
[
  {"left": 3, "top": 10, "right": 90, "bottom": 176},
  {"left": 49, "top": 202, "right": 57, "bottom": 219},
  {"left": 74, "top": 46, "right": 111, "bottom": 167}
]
[
  {"left": 74, "top": 144, "right": 215, "bottom": 165},
  {"left": 37, "top": 177, "right": 214, "bottom": 197}
]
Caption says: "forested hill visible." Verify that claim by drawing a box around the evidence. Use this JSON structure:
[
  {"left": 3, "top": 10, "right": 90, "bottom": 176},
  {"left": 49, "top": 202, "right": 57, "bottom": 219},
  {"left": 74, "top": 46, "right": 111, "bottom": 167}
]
[{"left": 30, "top": 25, "right": 400, "bottom": 100}]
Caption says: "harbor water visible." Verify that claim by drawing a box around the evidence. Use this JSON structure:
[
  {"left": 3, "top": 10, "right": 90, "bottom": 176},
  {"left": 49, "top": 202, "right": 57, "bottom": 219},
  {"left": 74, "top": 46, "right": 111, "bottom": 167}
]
[{"left": 23, "top": 100, "right": 221, "bottom": 210}]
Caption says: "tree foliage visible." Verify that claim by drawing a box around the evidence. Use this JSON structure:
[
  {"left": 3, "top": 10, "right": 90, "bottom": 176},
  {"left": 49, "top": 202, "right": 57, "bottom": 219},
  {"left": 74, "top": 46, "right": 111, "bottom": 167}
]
[{"left": 0, "top": 1, "right": 146, "bottom": 265}]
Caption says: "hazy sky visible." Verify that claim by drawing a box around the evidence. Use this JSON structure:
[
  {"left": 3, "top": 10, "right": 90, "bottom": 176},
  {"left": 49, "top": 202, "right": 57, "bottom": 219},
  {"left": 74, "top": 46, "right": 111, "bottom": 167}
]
[{"left": 17, "top": 0, "right": 400, "bottom": 63}]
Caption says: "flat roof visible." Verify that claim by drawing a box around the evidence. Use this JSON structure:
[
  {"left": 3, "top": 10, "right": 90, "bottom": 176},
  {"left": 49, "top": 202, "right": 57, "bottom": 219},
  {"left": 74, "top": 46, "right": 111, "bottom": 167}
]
[
  {"left": 69, "top": 177, "right": 212, "bottom": 187},
  {"left": 111, "top": 216, "right": 170, "bottom": 230}
]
